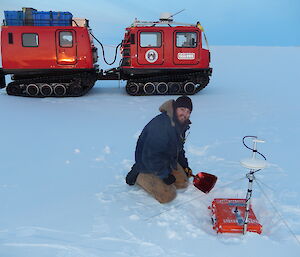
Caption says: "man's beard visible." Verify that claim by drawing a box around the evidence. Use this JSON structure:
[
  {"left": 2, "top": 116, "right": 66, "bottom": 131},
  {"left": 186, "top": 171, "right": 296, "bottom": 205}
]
[{"left": 177, "top": 115, "right": 188, "bottom": 124}]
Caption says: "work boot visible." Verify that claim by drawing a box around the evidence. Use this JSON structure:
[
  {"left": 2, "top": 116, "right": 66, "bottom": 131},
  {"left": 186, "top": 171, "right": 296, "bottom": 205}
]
[{"left": 125, "top": 164, "right": 139, "bottom": 185}]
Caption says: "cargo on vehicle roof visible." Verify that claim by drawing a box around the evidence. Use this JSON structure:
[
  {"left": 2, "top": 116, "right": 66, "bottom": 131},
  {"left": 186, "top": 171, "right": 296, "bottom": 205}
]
[{"left": 4, "top": 8, "right": 73, "bottom": 26}]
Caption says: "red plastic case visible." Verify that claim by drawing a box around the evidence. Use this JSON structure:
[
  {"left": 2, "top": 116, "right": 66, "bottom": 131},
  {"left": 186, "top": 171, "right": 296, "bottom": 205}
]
[{"left": 209, "top": 198, "right": 262, "bottom": 234}]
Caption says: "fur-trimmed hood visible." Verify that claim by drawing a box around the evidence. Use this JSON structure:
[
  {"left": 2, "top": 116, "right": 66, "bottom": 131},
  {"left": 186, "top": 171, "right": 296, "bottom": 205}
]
[{"left": 159, "top": 100, "right": 176, "bottom": 126}]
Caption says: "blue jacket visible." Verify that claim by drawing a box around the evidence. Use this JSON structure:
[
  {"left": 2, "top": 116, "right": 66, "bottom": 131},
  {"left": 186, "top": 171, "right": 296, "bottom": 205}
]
[{"left": 134, "top": 100, "right": 190, "bottom": 179}]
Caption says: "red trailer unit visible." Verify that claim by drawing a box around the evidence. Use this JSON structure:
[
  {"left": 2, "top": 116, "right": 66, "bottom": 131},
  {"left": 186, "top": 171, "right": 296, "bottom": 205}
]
[
  {"left": 0, "top": 9, "right": 98, "bottom": 97},
  {"left": 2, "top": 26, "right": 97, "bottom": 70}
]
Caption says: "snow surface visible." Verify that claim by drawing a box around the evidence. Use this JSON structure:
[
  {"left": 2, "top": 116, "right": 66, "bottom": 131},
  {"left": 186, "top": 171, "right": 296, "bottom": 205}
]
[{"left": 0, "top": 46, "right": 300, "bottom": 257}]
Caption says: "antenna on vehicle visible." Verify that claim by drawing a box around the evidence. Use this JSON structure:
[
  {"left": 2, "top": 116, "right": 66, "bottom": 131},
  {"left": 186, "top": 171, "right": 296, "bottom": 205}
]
[
  {"left": 169, "top": 9, "right": 185, "bottom": 19},
  {"left": 159, "top": 9, "right": 185, "bottom": 22}
]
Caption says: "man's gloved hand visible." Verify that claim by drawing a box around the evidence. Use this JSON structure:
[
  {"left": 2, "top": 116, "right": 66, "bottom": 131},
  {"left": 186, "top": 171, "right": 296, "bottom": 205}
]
[
  {"left": 163, "top": 174, "right": 176, "bottom": 185},
  {"left": 184, "top": 167, "right": 193, "bottom": 178}
]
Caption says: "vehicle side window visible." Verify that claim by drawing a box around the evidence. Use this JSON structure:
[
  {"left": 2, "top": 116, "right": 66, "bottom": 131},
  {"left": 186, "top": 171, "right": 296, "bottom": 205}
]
[
  {"left": 176, "top": 32, "right": 197, "bottom": 48},
  {"left": 8, "top": 33, "right": 13, "bottom": 44},
  {"left": 140, "top": 32, "right": 161, "bottom": 47},
  {"left": 22, "top": 33, "right": 38, "bottom": 47},
  {"left": 59, "top": 31, "right": 73, "bottom": 47}
]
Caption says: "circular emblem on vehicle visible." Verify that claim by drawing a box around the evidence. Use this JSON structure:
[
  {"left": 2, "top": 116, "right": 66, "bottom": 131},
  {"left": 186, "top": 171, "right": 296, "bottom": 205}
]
[{"left": 145, "top": 49, "right": 158, "bottom": 63}]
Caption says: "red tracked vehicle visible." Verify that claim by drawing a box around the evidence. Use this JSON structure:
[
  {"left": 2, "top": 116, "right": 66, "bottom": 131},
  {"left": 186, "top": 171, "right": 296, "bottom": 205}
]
[
  {"left": 0, "top": 9, "right": 212, "bottom": 97},
  {"left": 118, "top": 14, "right": 212, "bottom": 95}
]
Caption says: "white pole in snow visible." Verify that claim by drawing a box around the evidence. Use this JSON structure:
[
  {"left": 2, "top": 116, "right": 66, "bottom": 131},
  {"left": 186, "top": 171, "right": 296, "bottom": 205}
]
[
  {"left": 243, "top": 169, "right": 255, "bottom": 234},
  {"left": 240, "top": 137, "right": 267, "bottom": 235}
]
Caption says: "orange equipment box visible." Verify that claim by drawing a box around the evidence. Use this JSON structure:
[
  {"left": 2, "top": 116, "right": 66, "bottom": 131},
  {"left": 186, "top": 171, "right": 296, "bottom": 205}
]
[{"left": 209, "top": 198, "right": 262, "bottom": 234}]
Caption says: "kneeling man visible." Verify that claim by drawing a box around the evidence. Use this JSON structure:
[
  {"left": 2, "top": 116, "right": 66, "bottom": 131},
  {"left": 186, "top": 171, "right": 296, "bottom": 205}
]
[{"left": 126, "top": 96, "right": 193, "bottom": 203}]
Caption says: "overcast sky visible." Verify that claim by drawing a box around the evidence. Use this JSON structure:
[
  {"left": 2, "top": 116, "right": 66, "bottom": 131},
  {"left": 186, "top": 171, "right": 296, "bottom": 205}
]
[{"left": 1, "top": 0, "right": 299, "bottom": 46}]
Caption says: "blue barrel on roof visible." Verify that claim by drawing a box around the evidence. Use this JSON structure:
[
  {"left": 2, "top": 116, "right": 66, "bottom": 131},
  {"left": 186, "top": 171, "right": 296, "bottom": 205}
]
[
  {"left": 4, "top": 9, "right": 73, "bottom": 26},
  {"left": 33, "top": 11, "right": 51, "bottom": 26},
  {"left": 33, "top": 11, "right": 73, "bottom": 26},
  {"left": 52, "top": 12, "right": 73, "bottom": 26},
  {"left": 4, "top": 11, "right": 24, "bottom": 26}
]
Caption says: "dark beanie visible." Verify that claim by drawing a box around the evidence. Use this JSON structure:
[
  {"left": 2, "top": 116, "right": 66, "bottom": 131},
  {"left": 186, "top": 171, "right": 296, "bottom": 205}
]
[{"left": 174, "top": 96, "right": 193, "bottom": 112}]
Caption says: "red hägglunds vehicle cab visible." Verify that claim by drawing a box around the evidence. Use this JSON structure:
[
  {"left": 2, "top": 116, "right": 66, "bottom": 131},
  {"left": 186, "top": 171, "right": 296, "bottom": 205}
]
[
  {"left": 0, "top": 8, "right": 98, "bottom": 97},
  {"left": 119, "top": 13, "right": 212, "bottom": 95}
]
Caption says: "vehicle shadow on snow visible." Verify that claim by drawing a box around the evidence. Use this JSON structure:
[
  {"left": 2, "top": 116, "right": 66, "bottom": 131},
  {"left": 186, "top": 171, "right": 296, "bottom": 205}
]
[
  {"left": 87, "top": 86, "right": 128, "bottom": 96},
  {"left": 87, "top": 86, "right": 216, "bottom": 97}
]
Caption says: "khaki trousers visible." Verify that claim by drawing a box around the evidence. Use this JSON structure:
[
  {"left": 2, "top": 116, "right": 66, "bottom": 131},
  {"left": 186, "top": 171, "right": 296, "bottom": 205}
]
[{"left": 136, "top": 163, "right": 188, "bottom": 203}]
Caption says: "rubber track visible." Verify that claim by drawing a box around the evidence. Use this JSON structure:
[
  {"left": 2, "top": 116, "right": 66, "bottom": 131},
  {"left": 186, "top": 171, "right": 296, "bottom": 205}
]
[
  {"left": 6, "top": 72, "right": 97, "bottom": 97},
  {"left": 125, "top": 71, "right": 210, "bottom": 96}
]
